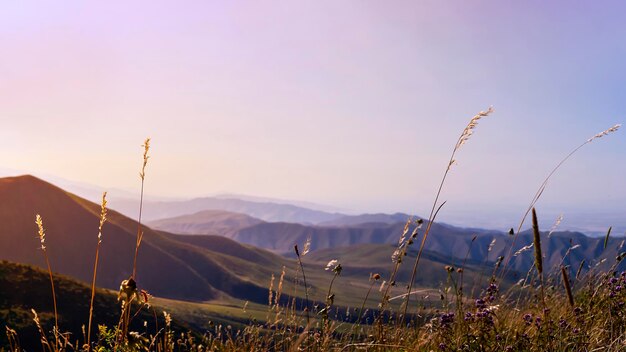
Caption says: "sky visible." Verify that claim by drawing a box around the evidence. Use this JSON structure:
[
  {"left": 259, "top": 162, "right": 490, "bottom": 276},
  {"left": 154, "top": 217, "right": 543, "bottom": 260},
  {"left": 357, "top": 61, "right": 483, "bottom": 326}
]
[{"left": 0, "top": 1, "right": 625, "bottom": 231}]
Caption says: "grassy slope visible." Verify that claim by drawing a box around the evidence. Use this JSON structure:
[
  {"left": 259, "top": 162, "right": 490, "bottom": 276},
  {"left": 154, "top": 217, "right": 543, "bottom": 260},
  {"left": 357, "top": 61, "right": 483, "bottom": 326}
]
[{"left": 0, "top": 260, "right": 279, "bottom": 350}]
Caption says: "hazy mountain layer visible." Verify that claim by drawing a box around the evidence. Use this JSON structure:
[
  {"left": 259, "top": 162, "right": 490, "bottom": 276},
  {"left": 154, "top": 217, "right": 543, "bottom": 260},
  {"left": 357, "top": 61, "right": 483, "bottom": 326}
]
[
  {"left": 150, "top": 209, "right": 625, "bottom": 275},
  {"left": 110, "top": 197, "right": 345, "bottom": 223}
]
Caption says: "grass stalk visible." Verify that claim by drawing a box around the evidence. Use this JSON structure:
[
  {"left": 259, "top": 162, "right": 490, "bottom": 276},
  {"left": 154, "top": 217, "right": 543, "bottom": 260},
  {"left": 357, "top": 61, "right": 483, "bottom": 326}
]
[
  {"left": 132, "top": 138, "right": 151, "bottom": 280},
  {"left": 87, "top": 192, "right": 107, "bottom": 350},
  {"left": 500, "top": 124, "right": 621, "bottom": 280},
  {"left": 35, "top": 215, "right": 59, "bottom": 351},
  {"left": 561, "top": 266, "right": 575, "bottom": 307},
  {"left": 403, "top": 107, "right": 494, "bottom": 322},
  {"left": 294, "top": 244, "right": 311, "bottom": 325}
]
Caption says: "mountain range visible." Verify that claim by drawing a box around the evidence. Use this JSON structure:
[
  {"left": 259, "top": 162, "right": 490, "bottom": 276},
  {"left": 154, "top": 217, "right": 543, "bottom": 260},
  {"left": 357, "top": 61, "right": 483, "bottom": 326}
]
[
  {"left": 0, "top": 175, "right": 493, "bottom": 310},
  {"left": 0, "top": 175, "right": 298, "bottom": 304},
  {"left": 148, "top": 207, "right": 625, "bottom": 276},
  {"left": 1, "top": 174, "right": 624, "bottom": 312},
  {"left": 110, "top": 196, "right": 346, "bottom": 224}
]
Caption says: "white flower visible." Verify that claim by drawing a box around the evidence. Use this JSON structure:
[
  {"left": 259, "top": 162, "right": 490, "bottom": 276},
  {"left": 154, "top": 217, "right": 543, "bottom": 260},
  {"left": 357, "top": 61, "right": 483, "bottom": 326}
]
[{"left": 325, "top": 259, "right": 338, "bottom": 271}]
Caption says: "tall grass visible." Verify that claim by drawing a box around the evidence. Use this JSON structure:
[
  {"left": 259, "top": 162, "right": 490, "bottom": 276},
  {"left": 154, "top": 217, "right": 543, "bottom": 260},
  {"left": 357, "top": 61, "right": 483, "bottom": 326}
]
[
  {"left": 35, "top": 214, "right": 59, "bottom": 351},
  {"left": 403, "top": 107, "right": 494, "bottom": 321},
  {"left": 86, "top": 192, "right": 107, "bottom": 350},
  {"left": 5, "top": 119, "right": 625, "bottom": 351},
  {"left": 500, "top": 124, "right": 621, "bottom": 279},
  {"left": 132, "top": 138, "right": 151, "bottom": 280},
  {"left": 119, "top": 137, "right": 151, "bottom": 346}
]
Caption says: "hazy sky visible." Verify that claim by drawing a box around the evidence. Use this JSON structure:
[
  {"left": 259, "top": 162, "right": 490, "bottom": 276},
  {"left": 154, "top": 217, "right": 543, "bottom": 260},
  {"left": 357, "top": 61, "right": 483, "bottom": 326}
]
[{"left": 0, "top": 1, "right": 624, "bottom": 229}]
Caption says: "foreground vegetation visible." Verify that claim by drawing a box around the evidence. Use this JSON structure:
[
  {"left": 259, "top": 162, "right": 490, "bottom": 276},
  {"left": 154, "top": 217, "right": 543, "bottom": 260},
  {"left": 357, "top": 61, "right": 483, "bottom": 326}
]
[{"left": 2, "top": 111, "right": 624, "bottom": 351}]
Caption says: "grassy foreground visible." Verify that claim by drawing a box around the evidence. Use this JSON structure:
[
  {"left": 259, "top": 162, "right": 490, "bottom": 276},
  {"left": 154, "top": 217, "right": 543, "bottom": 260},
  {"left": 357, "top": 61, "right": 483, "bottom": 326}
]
[{"left": 3, "top": 112, "right": 624, "bottom": 351}]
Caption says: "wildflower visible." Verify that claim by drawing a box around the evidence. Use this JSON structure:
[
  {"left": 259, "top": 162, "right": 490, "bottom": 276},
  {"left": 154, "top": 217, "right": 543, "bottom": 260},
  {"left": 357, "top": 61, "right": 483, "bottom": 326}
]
[
  {"left": 475, "top": 299, "right": 486, "bottom": 310},
  {"left": 325, "top": 260, "right": 342, "bottom": 275},
  {"left": 118, "top": 277, "right": 138, "bottom": 303},
  {"left": 439, "top": 312, "right": 455, "bottom": 328},
  {"left": 523, "top": 313, "right": 533, "bottom": 326}
]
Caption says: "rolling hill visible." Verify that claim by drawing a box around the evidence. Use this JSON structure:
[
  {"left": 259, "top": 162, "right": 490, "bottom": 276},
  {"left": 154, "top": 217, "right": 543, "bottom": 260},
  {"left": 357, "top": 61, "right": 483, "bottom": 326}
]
[
  {"left": 2, "top": 174, "right": 622, "bottom": 318},
  {"left": 0, "top": 175, "right": 491, "bottom": 311},
  {"left": 0, "top": 176, "right": 518, "bottom": 313},
  {"left": 0, "top": 175, "right": 298, "bottom": 304},
  {"left": 0, "top": 260, "right": 187, "bottom": 350}
]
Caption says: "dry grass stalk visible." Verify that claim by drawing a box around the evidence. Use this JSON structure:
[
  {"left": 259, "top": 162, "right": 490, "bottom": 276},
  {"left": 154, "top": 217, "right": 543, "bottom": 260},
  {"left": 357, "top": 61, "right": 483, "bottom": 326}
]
[
  {"left": 5, "top": 326, "right": 20, "bottom": 352},
  {"left": 501, "top": 123, "right": 621, "bottom": 281},
  {"left": 294, "top": 242, "right": 311, "bottom": 325},
  {"left": 531, "top": 208, "right": 548, "bottom": 312},
  {"left": 403, "top": 107, "right": 494, "bottom": 321},
  {"left": 532, "top": 208, "right": 543, "bottom": 275},
  {"left": 31, "top": 309, "right": 52, "bottom": 352},
  {"left": 132, "top": 137, "right": 151, "bottom": 280},
  {"left": 35, "top": 214, "right": 59, "bottom": 350},
  {"left": 273, "top": 266, "right": 286, "bottom": 324},
  {"left": 352, "top": 273, "right": 381, "bottom": 339},
  {"left": 561, "top": 266, "right": 575, "bottom": 307},
  {"left": 548, "top": 214, "right": 564, "bottom": 238},
  {"left": 576, "top": 259, "right": 586, "bottom": 280},
  {"left": 604, "top": 226, "right": 612, "bottom": 250},
  {"left": 87, "top": 191, "right": 107, "bottom": 350},
  {"left": 268, "top": 274, "right": 275, "bottom": 307}
]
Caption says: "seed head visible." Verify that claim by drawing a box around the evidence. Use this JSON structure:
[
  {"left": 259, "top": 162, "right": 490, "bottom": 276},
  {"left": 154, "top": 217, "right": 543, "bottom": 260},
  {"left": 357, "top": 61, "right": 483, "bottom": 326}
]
[
  {"left": 455, "top": 106, "right": 495, "bottom": 150},
  {"left": 587, "top": 124, "right": 621, "bottom": 142},
  {"left": 139, "top": 138, "right": 151, "bottom": 180},
  {"left": 302, "top": 236, "right": 311, "bottom": 256},
  {"left": 35, "top": 214, "right": 46, "bottom": 251},
  {"left": 98, "top": 192, "right": 108, "bottom": 244},
  {"left": 532, "top": 208, "right": 543, "bottom": 275}
]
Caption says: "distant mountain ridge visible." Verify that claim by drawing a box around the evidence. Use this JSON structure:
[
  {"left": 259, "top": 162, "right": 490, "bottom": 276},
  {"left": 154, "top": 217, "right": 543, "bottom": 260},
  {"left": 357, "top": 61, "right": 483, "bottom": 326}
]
[
  {"left": 148, "top": 208, "right": 626, "bottom": 275},
  {"left": 148, "top": 209, "right": 264, "bottom": 236},
  {"left": 110, "top": 196, "right": 346, "bottom": 224},
  {"left": 317, "top": 212, "right": 415, "bottom": 226},
  {"left": 2, "top": 175, "right": 624, "bottom": 306}
]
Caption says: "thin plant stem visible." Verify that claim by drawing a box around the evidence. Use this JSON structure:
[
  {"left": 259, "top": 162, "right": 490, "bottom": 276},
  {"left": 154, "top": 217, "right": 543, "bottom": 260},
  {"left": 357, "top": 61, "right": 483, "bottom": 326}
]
[
  {"left": 43, "top": 254, "right": 59, "bottom": 350},
  {"left": 352, "top": 275, "right": 379, "bottom": 340},
  {"left": 35, "top": 215, "right": 59, "bottom": 351},
  {"left": 87, "top": 192, "right": 107, "bottom": 350},
  {"left": 132, "top": 138, "right": 150, "bottom": 280},
  {"left": 294, "top": 245, "right": 311, "bottom": 325},
  {"left": 402, "top": 107, "right": 494, "bottom": 322},
  {"left": 500, "top": 124, "right": 621, "bottom": 281}
]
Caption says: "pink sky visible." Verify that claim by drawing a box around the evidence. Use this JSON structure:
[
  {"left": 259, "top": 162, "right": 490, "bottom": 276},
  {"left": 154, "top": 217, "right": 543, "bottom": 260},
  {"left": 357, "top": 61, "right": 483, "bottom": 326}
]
[{"left": 0, "top": 1, "right": 624, "bottom": 230}]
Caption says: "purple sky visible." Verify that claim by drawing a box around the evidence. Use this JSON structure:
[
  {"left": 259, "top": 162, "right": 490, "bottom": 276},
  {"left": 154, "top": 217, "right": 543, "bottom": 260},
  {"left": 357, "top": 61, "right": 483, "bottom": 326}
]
[{"left": 0, "top": 1, "right": 624, "bottom": 231}]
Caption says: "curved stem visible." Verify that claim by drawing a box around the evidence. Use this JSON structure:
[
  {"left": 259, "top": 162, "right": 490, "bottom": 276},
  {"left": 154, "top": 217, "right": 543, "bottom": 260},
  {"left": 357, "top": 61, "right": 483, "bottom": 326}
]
[
  {"left": 500, "top": 140, "right": 589, "bottom": 281},
  {"left": 87, "top": 244, "right": 100, "bottom": 349},
  {"left": 44, "top": 254, "right": 59, "bottom": 351}
]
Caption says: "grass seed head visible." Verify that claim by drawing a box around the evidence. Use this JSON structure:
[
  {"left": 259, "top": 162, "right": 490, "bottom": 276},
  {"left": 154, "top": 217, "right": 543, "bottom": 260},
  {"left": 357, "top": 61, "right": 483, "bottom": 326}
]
[
  {"left": 532, "top": 208, "right": 543, "bottom": 275},
  {"left": 587, "top": 124, "right": 621, "bottom": 142},
  {"left": 35, "top": 214, "right": 46, "bottom": 251}
]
